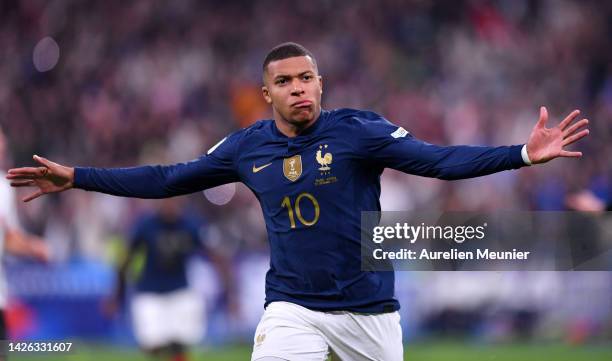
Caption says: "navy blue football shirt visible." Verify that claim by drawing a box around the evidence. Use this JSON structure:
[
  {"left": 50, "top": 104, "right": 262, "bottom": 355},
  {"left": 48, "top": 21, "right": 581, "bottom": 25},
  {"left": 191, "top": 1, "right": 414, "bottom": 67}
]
[
  {"left": 129, "top": 211, "right": 204, "bottom": 294},
  {"left": 74, "top": 109, "right": 527, "bottom": 312}
]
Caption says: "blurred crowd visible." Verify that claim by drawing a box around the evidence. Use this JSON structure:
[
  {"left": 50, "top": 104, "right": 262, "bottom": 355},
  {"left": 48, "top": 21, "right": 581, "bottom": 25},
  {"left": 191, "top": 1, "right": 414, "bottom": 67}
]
[{"left": 0, "top": 0, "right": 610, "bottom": 343}]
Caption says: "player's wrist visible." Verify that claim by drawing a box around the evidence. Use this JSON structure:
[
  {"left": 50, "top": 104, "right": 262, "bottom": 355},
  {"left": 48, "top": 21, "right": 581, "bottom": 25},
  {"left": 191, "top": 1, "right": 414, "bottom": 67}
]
[{"left": 65, "top": 166, "right": 75, "bottom": 188}]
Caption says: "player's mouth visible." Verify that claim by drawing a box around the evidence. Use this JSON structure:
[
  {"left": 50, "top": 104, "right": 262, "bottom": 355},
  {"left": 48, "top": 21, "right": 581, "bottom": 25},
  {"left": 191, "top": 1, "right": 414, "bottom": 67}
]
[{"left": 291, "top": 100, "right": 313, "bottom": 109}]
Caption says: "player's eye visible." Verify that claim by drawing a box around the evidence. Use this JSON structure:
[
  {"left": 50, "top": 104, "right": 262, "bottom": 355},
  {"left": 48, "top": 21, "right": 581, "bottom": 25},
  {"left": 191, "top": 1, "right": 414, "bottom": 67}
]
[
  {"left": 302, "top": 74, "right": 313, "bottom": 81},
  {"left": 276, "top": 78, "right": 287, "bottom": 85}
]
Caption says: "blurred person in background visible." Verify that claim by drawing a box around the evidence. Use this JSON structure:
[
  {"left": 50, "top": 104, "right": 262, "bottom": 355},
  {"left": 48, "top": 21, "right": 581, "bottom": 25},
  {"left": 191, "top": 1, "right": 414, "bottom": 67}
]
[
  {"left": 5, "top": 41, "right": 591, "bottom": 360},
  {"left": 566, "top": 190, "right": 611, "bottom": 212},
  {"left": 0, "top": 127, "right": 48, "bottom": 345},
  {"left": 104, "top": 197, "right": 235, "bottom": 361}
]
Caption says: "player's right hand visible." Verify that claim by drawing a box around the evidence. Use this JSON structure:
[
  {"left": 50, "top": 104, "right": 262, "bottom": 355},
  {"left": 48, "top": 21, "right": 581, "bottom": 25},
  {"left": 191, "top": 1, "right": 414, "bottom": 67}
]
[{"left": 5, "top": 155, "right": 74, "bottom": 202}]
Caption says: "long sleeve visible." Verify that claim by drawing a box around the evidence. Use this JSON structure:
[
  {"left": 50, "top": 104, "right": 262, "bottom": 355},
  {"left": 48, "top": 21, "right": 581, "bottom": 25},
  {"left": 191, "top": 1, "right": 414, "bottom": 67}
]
[
  {"left": 352, "top": 110, "right": 527, "bottom": 180},
  {"left": 73, "top": 132, "right": 242, "bottom": 198}
]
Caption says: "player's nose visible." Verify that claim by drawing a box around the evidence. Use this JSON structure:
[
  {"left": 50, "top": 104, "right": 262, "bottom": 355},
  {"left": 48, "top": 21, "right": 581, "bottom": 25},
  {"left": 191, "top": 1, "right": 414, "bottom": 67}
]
[{"left": 290, "top": 79, "right": 304, "bottom": 96}]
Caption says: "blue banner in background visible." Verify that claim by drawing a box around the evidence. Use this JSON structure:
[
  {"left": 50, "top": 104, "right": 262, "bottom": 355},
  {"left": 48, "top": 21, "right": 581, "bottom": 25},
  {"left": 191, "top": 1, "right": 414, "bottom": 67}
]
[{"left": 5, "top": 258, "right": 115, "bottom": 341}]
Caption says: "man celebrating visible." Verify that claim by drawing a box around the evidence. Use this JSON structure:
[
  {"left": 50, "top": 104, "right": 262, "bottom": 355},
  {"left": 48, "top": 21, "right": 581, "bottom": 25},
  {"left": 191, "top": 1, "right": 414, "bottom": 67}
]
[{"left": 7, "top": 43, "right": 589, "bottom": 360}]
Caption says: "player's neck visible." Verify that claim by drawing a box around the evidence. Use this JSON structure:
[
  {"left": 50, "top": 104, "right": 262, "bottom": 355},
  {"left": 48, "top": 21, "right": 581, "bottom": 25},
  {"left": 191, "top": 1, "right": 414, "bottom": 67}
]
[{"left": 274, "top": 108, "right": 321, "bottom": 138}]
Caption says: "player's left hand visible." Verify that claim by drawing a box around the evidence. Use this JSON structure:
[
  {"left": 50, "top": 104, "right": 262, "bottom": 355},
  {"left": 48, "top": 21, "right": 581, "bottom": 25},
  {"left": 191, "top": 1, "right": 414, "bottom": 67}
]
[{"left": 526, "top": 107, "right": 589, "bottom": 164}]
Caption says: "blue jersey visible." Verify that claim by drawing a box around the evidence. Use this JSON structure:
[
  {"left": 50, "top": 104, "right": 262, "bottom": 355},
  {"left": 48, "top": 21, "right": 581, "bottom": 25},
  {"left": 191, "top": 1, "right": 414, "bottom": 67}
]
[
  {"left": 74, "top": 109, "right": 527, "bottom": 312},
  {"left": 129, "top": 212, "right": 203, "bottom": 294}
]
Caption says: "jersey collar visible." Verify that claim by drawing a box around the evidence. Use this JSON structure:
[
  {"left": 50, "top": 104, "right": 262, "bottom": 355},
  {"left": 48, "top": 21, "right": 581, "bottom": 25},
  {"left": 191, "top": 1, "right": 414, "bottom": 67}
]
[{"left": 271, "top": 109, "right": 329, "bottom": 139}]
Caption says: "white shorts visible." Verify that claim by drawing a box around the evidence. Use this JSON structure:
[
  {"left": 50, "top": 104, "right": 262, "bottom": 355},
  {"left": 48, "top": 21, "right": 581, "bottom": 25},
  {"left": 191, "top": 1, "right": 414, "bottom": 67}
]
[
  {"left": 251, "top": 301, "right": 403, "bottom": 361},
  {"left": 131, "top": 288, "right": 205, "bottom": 349}
]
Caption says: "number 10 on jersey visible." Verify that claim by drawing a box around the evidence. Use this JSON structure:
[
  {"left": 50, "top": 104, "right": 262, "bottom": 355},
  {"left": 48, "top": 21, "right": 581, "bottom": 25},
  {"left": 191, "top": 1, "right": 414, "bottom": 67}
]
[{"left": 281, "top": 193, "right": 320, "bottom": 229}]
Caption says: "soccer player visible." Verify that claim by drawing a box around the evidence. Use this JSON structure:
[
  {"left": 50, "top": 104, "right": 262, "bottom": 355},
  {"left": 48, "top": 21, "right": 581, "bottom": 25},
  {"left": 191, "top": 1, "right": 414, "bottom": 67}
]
[
  {"left": 7, "top": 43, "right": 589, "bottom": 360},
  {"left": 104, "top": 197, "right": 228, "bottom": 361}
]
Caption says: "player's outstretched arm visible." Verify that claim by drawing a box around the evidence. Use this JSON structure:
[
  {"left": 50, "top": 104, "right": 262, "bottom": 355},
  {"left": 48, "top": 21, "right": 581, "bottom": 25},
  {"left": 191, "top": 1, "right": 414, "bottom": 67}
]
[
  {"left": 7, "top": 153, "right": 240, "bottom": 201},
  {"left": 525, "top": 106, "right": 589, "bottom": 164},
  {"left": 7, "top": 131, "right": 242, "bottom": 202},
  {"left": 6, "top": 155, "right": 74, "bottom": 202},
  {"left": 358, "top": 106, "right": 590, "bottom": 180}
]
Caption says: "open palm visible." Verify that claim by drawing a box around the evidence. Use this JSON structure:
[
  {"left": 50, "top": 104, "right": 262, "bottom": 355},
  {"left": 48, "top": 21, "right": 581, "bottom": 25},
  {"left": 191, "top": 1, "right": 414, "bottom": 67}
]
[
  {"left": 526, "top": 107, "right": 589, "bottom": 164},
  {"left": 6, "top": 155, "right": 74, "bottom": 202}
]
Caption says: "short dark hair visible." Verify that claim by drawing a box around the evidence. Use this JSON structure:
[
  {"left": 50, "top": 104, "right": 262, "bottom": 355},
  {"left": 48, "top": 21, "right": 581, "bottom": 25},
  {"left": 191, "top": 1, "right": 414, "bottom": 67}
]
[{"left": 262, "top": 42, "right": 317, "bottom": 72}]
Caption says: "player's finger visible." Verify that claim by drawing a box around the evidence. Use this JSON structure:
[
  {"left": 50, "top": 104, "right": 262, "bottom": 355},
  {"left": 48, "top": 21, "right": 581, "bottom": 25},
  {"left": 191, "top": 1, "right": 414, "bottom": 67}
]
[
  {"left": 558, "top": 109, "right": 580, "bottom": 131},
  {"left": 536, "top": 106, "right": 548, "bottom": 128},
  {"left": 562, "top": 129, "right": 589, "bottom": 146},
  {"left": 10, "top": 180, "right": 35, "bottom": 187},
  {"left": 559, "top": 150, "right": 582, "bottom": 158},
  {"left": 7, "top": 167, "right": 43, "bottom": 176},
  {"left": 5, "top": 173, "right": 40, "bottom": 180},
  {"left": 5, "top": 168, "right": 47, "bottom": 179},
  {"left": 23, "top": 190, "right": 44, "bottom": 202},
  {"left": 563, "top": 118, "right": 588, "bottom": 137}
]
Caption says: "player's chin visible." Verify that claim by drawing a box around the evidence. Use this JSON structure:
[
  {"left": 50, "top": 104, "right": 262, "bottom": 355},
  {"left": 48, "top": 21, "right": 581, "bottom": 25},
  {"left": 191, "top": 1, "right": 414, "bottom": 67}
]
[{"left": 289, "top": 107, "right": 314, "bottom": 124}]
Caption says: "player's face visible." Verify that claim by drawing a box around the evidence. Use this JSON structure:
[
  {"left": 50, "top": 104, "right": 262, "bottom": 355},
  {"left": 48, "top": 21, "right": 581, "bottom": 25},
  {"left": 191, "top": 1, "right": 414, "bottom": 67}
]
[{"left": 262, "top": 56, "right": 323, "bottom": 128}]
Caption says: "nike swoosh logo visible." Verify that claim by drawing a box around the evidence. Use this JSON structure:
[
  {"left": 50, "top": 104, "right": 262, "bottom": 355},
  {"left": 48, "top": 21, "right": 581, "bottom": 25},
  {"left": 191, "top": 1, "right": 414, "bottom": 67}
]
[{"left": 252, "top": 162, "right": 272, "bottom": 173}]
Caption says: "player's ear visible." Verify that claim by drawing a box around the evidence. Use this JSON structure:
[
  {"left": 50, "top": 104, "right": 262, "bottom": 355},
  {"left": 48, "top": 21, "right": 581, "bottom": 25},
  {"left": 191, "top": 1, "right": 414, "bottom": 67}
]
[
  {"left": 318, "top": 75, "right": 323, "bottom": 95},
  {"left": 262, "top": 86, "right": 272, "bottom": 104}
]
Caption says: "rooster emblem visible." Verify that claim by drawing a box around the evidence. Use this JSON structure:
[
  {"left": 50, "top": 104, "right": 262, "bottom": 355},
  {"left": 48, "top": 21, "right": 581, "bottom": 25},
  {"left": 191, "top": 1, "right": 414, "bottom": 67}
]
[{"left": 316, "top": 144, "right": 333, "bottom": 171}]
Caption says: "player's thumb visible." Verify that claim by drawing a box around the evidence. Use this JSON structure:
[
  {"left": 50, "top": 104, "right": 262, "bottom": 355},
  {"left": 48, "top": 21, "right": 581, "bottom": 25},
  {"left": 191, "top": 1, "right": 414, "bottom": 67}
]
[
  {"left": 537, "top": 106, "right": 548, "bottom": 128},
  {"left": 33, "top": 154, "right": 54, "bottom": 169}
]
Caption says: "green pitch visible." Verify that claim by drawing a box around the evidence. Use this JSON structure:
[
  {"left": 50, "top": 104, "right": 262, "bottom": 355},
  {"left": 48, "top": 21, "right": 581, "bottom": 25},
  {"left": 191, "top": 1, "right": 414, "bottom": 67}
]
[{"left": 10, "top": 342, "right": 612, "bottom": 361}]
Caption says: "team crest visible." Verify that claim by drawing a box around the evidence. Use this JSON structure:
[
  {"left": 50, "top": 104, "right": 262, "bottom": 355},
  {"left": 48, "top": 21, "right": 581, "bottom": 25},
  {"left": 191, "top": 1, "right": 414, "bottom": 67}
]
[
  {"left": 283, "top": 155, "right": 302, "bottom": 182},
  {"left": 314, "top": 144, "right": 338, "bottom": 186},
  {"left": 316, "top": 144, "right": 333, "bottom": 172}
]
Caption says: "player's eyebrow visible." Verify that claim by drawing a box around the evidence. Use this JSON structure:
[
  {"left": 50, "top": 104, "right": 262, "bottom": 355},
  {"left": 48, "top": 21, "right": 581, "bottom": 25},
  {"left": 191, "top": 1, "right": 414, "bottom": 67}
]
[{"left": 274, "top": 71, "right": 314, "bottom": 81}]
